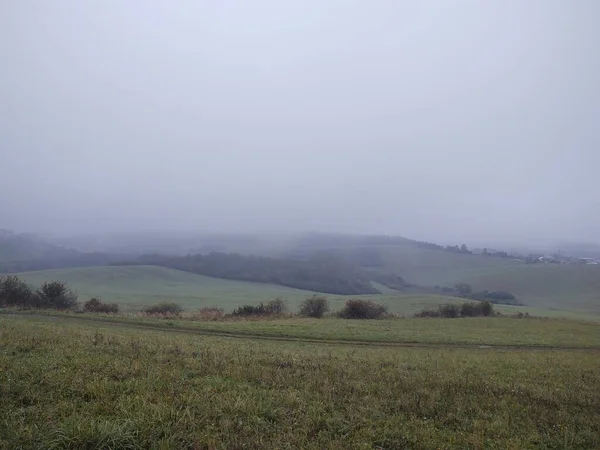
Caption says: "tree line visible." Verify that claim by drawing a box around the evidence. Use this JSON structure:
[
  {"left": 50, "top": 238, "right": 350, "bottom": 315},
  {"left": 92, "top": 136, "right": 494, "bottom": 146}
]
[
  {"left": 0, "top": 275, "right": 119, "bottom": 312},
  {"left": 438, "top": 283, "right": 520, "bottom": 305},
  {"left": 123, "top": 252, "right": 382, "bottom": 295}
]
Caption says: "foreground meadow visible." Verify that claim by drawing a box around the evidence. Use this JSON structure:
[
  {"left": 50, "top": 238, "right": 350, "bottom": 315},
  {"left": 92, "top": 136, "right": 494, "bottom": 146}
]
[
  {"left": 1, "top": 315, "right": 599, "bottom": 449},
  {"left": 14, "top": 310, "right": 600, "bottom": 348}
]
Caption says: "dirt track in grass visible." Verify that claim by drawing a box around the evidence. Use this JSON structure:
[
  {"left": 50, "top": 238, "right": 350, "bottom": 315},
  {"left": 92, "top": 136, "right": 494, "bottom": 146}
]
[{"left": 3, "top": 310, "right": 599, "bottom": 352}]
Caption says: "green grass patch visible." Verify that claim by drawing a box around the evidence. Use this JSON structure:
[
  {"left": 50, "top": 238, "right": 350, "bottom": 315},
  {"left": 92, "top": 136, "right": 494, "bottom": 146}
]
[
  {"left": 144, "top": 316, "right": 600, "bottom": 347},
  {"left": 5, "top": 311, "right": 600, "bottom": 348}
]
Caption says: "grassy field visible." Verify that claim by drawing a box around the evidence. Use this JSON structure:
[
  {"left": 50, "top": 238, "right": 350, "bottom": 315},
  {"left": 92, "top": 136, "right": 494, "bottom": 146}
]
[
  {"left": 376, "top": 244, "right": 522, "bottom": 285},
  {"left": 1, "top": 314, "right": 599, "bottom": 449},
  {"left": 13, "top": 265, "right": 463, "bottom": 315},
  {"left": 131, "top": 316, "right": 600, "bottom": 347},
  {"left": 373, "top": 245, "right": 600, "bottom": 315},
  {"left": 458, "top": 264, "right": 600, "bottom": 314},
  {"left": 292, "top": 241, "right": 600, "bottom": 315},
  {"left": 9, "top": 311, "right": 598, "bottom": 348},
  {"left": 16, "top": 265, "right": 315, "bottom": 312},
  {"left": 14, "top": 265, "right": 596, "bottom": 320}
]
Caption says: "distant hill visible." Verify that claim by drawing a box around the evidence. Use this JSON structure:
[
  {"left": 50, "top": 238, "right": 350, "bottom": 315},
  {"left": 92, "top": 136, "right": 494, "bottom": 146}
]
[
  {"left": 5, "top": 230, "right": 600, "bottom": 316},
  {"left": 283, "top": 234, "right": 523, "bottom": 286},
  {"left": 281, "top": 234, "right": 600, "bottom": 315},
  {"left": 125, "top": 252, "right": 383, "bottom": 295},
  {"left": 0, "top": 230, "right": 76, "bottom": 263},
  {"left": 47, "top": 231, "right": 294, "bottom": 256},
  {"left": 0, "top": 231, "right": 119, "bottom": 273},
  {"left": 12, "top": 265, "right": 592, "bottom": 319},
  {"left": 554, "top": 241, "right": 600, "bottom": 259},
  {"left": 457, "top": 264, "right": 600, "bottom": 315}
]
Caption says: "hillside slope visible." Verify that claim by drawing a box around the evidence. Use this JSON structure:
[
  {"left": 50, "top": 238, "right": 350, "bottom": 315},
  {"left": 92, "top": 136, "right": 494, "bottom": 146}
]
[
  {"left": 285, "top": 234, "right": 524, "bottom": 286},
  {"left": 16, "top": 266, "right": 311, "bottom": 312},
  {"left": 14, "top": 265, "right": 464, "bottom": 315},
  {"left": 375, "top": 245, "right": 522, "bottom": 285},
  {"left": 286, "top": 240, "right": 600, "bottom": 315},
  {"left": 0, "top": 231, "right": 73, "bottom": 263},
  {"left": 356, "top": 245, "right": 600, "bottom": 314},
  {"left": 459, "top": 264, "right": 600, "bottom": 314}
]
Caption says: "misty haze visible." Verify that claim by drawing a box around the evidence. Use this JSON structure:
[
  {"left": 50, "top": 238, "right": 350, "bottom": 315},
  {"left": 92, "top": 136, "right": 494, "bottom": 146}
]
[
  {"left": 2, "top": 0, "right": 600, "bottom": 245},
  {"left": 1, "top": 2, "right": 599, "bottom": 449}
]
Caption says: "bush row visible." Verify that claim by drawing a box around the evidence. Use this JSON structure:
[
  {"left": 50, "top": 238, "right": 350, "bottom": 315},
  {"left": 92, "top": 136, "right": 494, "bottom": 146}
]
[
  {"left": 436, "top": 283, "right": 520, "bottom": 305},
  {"left": 0, "top": 276, "right": 79, "bottom": 310},
  {"left": 140, "top": 296, "right": 385, "bottom": 319},
  {"left": 415, "top": 300, "right": 494, "bottom": 318},
  {"left": 230, "top": 298, "right": 286, "bottom": 317},
  {"left": 2, "top": 275, "right": 502, "bottom": 320},
  {"left": 0, "top": 276, "right": 120, "bottom": 313},
  {"left": 0, "top": 276, "right": 376, "bottom": 318}
]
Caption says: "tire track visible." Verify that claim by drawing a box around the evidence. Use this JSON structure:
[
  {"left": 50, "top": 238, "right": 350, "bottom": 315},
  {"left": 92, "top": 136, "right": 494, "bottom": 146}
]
[{"left": 2, "top": 310, "right": 599, "bottom": 351}]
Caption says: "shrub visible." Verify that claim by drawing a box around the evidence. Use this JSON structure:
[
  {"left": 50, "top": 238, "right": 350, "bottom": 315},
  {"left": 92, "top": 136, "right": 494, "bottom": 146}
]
[
  {"left": 299, "top": 294, "right": 329, "bottom": 318},
  {"left": 480, "top": 300, "right": 494, "bottom": 317},
  {"left": 265, "top": 298, "right": 286, "bottom": 315},
  {"left": 414, "top": 308, "right": 440, "bottom": 318},
  {"left": 438, "top": 303, "right": 461, "bottom": 318},
  {"left": 83, "top": 297, "right": 101, "bottom": 312},
  {"left": 416, "top": 301, "right": 494, "bottom": 318},
  {"left": 460, "top": 301, "right": 479, "bottom": 317},
  {"left": 339, "top": 299, "right": 388, "bottom": 319},
  {"left": 0, "top": 276, "right": 34, "bottom": 307},
  {"left": 35, "top": 281, "right": 78, "bottom": 310},
  {"left": 231, "top": 303, "right": 266, "bottom": 317},
  {"left": 230, "top": 299, "right": 287, "bottom": 317},
  {"left": 144, "top": 302, "right": 183, "bottom": 315},
  {"left": 83, "top": 298, "right": 119, "bottom": 314}
]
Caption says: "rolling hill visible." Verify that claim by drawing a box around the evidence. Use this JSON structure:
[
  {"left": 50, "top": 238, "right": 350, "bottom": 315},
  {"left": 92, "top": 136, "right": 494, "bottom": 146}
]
[
  {"left": 338, "top": 244, "right": 600, "bottom": 314},
  {"left": 13, "top": 265, "right": 463, "bottom": 315},
  {"left": 5, "top": 231, "right": 600, "bottom": 317},
  {"left": 370, "top": 245, "right": 600, "bottom": 314},
  {"left": 285, "top": 233, "right": 525, "bottom": 285},
  {"left": 15, "top": 266, "right": 313, "bottom": 312},
  {"left": 0, "top": 230, "right": 74, "bottom": 263},
  {"left": 283, "top": 238, "right": 600, "bottom": 316},
  {"left": 457, "top": 264, "right": 600, "bottom": 314},
  {"left": 11, "top": 265, "right": 594, "bottom": 319},
  {"left": 374, "top": 244, "right": 523, "bottom": 285}
]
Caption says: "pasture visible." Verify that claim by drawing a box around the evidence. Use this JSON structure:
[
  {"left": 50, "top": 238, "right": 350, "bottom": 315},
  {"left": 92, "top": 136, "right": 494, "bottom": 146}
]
[
  {"left": 458, "top": 264, "right": 600, "bottom": 314},
  {"left": 1, "top": 314, "right": 599, "bottom": 449},
  {"left": 13, "top": 265, "right": 596, "bottom": 320},
  {"left": 13, "top": 265, "right": 459, "bottom": 315},
  {"left": 372, "top": 245, "right": 600, "bottom": 315}
]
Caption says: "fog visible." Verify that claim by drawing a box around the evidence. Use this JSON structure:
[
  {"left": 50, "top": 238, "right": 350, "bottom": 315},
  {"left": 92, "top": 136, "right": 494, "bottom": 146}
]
[{"left": 1, "top": 1, "right": 599, "bottom": 246}]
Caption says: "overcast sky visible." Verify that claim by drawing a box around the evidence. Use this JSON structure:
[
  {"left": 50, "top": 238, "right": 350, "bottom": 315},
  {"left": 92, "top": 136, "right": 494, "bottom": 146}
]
[{"left": 1, "top": 1, "right": 599, "bottom": 245}]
